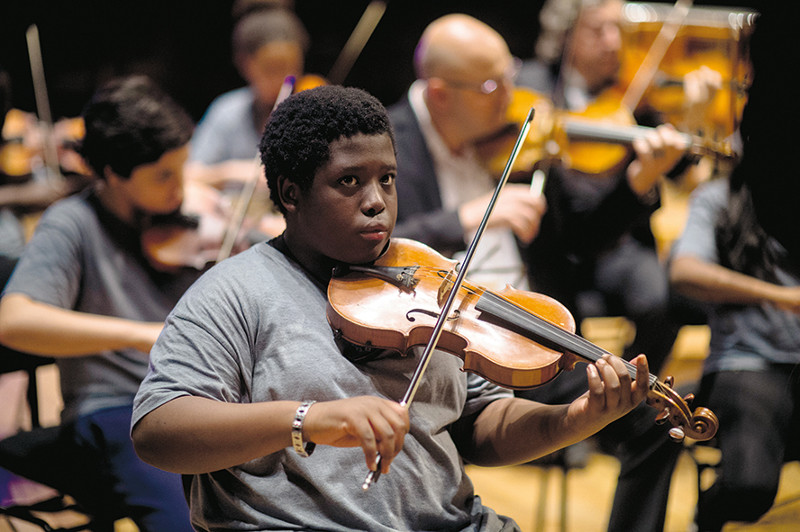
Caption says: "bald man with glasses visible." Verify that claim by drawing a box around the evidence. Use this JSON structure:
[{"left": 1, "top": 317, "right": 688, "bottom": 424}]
[
  {"left": 388, "top": 14, "right": 545, "bottom": 292},
  {"left": 389, "top": 13, "right": 684, "bottom": 296}
]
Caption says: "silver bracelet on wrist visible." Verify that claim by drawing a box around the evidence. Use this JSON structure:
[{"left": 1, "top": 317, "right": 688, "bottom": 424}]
[{"left": 291, "top": 400, "right": 316, "bottom": 457}]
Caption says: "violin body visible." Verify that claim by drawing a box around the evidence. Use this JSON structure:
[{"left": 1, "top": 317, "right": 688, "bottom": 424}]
[
  {"left": 328, "top": 238, "right": 719, "bottom": 441},
  {"left": 479, "top": 86, "right": 735, "bottom": 183},
  {"left": 476, "top": 88, "right": 558, "bottom": 181},
  {"left": 328, "top": 238, "right": 578, "bottom": 389},
  {"left": 294, "top": 73, "right": 328, "bottom": 93},
  {"left": 140, "top": 181, "right": 257, "bottom": 272},
  {"left": 557, "top": 87, "right": 638, "bottom": 177},
  {"left": 1, "top": 109, "right": 89, "bottom": 180}
]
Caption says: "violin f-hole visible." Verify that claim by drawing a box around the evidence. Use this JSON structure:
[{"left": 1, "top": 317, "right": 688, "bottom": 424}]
[{"left": 406, "top": 308, "right": 460, "bottom": 323}]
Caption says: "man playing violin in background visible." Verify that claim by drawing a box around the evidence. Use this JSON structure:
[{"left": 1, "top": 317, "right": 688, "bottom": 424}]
[
  {"left": 515, "top": 0, "right": 723, "bottom": 378},
  {"left": 388, "top": 13, "right": 546, "bottom": 292},
  {"left": 389, "top": 12, "right": 690, "bottom": 325},
  {"left": 517, "top": 0, "right": 723, "bottom": 391},
  {"left": 0, "top": 75, "right": 197, "bottom": 532},
  {"left": 131, "top": 84, "right": 652, "bottom": 532}
]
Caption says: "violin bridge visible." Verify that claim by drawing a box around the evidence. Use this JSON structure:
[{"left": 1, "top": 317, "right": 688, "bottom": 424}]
[{"left": 437, "top": 269, "right": 456, "bottom": 307}]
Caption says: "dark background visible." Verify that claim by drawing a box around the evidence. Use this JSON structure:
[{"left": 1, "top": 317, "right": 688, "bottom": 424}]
[{"left": 0, "top": 0, "right": 757, "bottom": 123}]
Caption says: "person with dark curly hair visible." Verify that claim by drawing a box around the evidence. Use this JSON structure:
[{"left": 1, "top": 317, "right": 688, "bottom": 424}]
[
  {"left": 131, "top": 84, "right": 652, "bottom": 532},
  {"left": 0, "top": 75, "right": 197, "bottom": 531}
]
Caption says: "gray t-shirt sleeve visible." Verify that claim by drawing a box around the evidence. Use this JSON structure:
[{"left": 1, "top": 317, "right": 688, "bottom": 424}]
[
  {"left": 189, "top": 88, "right": 261, "bottom": 165},
  {"left": 671, "top": 179, "right": 727, "bottom": 264},
  {"left": 4, "top": 199, "right": 84, "bottom": 307}
]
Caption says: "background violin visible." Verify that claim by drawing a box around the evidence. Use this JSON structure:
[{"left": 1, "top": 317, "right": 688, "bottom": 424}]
[
  {"left": 477, "top": 87, "right": 735, "bottom": 181},
  {"left": 618, "top": 2, "right": 758, "bottom": 140},
  {"left": 475, "top": 88, "right": 558, "bottom": 181},
  {"left": 140, "top": 181, "right": 262, "bottom": 272},
  {"left": 0, "top": 108, "right": 89, "bottom": 181},
  {"left": 328, "top": 238, "right": 719, "bottom": 442}
]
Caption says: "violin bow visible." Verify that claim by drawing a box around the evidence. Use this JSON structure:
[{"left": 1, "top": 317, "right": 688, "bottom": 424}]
[
  {"left": 362, "top": 107, "right": 537, "bottom": 490},
  {"left": 621, "top": 0, "right": 693, "bottom": 112},
  {"left": 215, "top": 76, "right": 296, "bottom": 264},
  {"left": 326, "top": 1, "right": 388, "bottom": 85},
  {"left": 25, "top": 24, "right": 63, "bottom": 185}
]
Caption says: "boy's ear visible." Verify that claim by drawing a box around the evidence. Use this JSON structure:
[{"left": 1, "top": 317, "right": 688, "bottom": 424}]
[{"left": 277, "top": 175, "right": 299, "bottom": 212}]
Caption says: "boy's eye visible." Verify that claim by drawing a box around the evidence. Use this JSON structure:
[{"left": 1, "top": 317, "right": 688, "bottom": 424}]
[
  {"left": 381, "top": 173, "right": 396, "bottom": 186},
  {"left": 339, "top": 175, "right": 358, "bottom": 186}
]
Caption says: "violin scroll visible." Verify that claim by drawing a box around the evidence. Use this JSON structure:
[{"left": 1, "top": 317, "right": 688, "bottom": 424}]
[{"left": 647, "top": 377, "right": 719, "bottom": 442}]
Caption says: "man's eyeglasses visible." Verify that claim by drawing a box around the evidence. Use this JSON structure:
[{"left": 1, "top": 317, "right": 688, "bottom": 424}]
[{"left": 439, "top": 57, "right": 522, "bottom": 95}]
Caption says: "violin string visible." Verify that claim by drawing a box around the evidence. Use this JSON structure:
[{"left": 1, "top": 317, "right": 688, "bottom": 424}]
[
  {"left": 410, "top": 266, "right": 654, "bottom": 381},
  {"left": 387, "top": 263, "right": 715, "bottom": 440},
  {"left": 411, "top": 266, "right": 656, "bottom": 385},
  {"left": 477, "top": 291, "right": 658, "bottom": 387}
]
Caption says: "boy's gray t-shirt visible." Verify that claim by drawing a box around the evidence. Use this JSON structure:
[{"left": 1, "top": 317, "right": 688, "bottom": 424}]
[
  {"left": 3, "top": 190, "right": 201, "bottom": 421},
  {"left": 133, "top": 242, "right": 516, "bottom": 532}
]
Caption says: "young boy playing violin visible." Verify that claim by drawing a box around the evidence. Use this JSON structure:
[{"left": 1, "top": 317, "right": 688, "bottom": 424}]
[
  {"left": 0, "top": 75, "right": 197, "bottom": 531},
  {"left": 131, "top": 84, "right": 651, "bottom": 532}
]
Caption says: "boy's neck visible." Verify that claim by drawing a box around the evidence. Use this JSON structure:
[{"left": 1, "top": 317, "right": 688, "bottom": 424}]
[
  {"left": 95, "top": 183, "right": 138, "bottom": 227},
  {"left": 274, "top": 232, "right": 337, "bottom": 288}
]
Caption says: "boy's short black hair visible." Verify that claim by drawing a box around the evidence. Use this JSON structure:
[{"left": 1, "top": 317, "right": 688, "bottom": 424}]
[
  {"left": 79, "top": 75, "right": 194, "bottom": 180},
  {"left": 260, "top": 85, "right": 395, "bottom": 214}
]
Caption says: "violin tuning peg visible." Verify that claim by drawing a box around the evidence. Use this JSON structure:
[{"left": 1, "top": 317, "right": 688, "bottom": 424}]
[
  {"left": 654, "top": 410, "right": 669, "bottom": 425},
  {"left": 663, "top": 375, "right": 674, "bottom": 387},
  {"left": 682, "top": 393, "right": 695, "bottom": 404},
  {"left": 668, "top": 427, "right": 686, "bottom": 443}
]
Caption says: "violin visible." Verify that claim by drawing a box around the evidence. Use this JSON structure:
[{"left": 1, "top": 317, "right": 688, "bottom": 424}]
[
  {"left": 328, "top": 238, "right": 719, "bottom": 442},
  {"left": 479, "top": 87, "right": 736, "bottom": 179},
  {"left": 618, "top": 2, "right": 758, "bottom": 140},
  {"left": 1, "top": 109, "right": 88, "bottom": 180},
  {"left": 1, "top": 109, "right": 37, "bottom": 180},
  {"left": 475, "top": 88, "right": 558, "bottom": 181},
  {"left": 140, "top": 181, "right": 259, "bottom": 272},
  {"left": 293, "top": 73, "right": 328, "bottom": 93}
]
